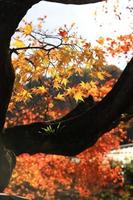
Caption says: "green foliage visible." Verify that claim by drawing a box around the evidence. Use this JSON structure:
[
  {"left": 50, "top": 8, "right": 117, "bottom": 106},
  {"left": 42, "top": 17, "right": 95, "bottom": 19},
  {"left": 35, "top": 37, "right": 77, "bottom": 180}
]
[
  {"left": 42, "top": 125, "right": 56, "bottom": 135},
  {"left": 40, "top": 122, "right": 61, "bottom": 135}
]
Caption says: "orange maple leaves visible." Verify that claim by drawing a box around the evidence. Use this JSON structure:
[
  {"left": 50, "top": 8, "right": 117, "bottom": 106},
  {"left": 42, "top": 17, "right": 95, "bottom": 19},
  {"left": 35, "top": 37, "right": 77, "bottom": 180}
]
[{"left": 106, "top": 34, "right": 133, "bottom": 56}]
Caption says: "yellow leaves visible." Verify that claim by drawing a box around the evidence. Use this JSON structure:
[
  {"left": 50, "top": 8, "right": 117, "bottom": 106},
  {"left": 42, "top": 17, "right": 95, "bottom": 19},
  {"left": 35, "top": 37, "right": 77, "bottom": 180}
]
[
  {"left": 61, "top": 78, "right": 68, "bottom": 86},
  {"left": 66, "top": 87, "right": 76, "bottom": 96},
  {"left": 13, "top": 39, "right": 25, "bottom": 48},
  {"left": 66, "top": 87, "right": 84, "bottom": 102},
  {"left": 55, "top": 87, "right": 84, "bottom": 102},
  {"left": 74, "top": 67, "right": 83, "bottom": 75},
  {"left": 48, "top": 68, "right": 57, "bottom": 78},
  {"left": 67, "top": 80, "right": 99, "bottom": 102},
  {"left": 80, "top": 82, "right": 90, "bottom": 90},
  {"left": 37, "top": 86, "right": 47, "bottom": 93},
  {"left": 90, "top": 81, "right": 97, "bottom": 88},
  {"left": 73, "top": 91, "right": 84, "bottom": 102},
  {"left": 37, "top": 50, "right": 45, "bottom": 57},
  {"left": 8, "top": 102, "right": 15, "bottom": 112},
  {"left": 32, "top": 86, "right": 47, "bottom": 95},
  {"left": 53, "top": 81, "right": 61, "bottom": 89},
  {"left": 97, "top": 37, "right": 104, "bottom": 45},
  {"left": 21, "top": 90, "right": 32, "bottom": 101},
  {"left": 96, "top": 72, "right": 105, "bottom": 80},
  {"left": 50, "top": 75, "right": 69, "bottom": 89},
  {"left": 19, "top": 23, "right": 33, "bottom": 36},
  {"left": 52, "top": 77, "right": 68, "bottom": 90},
  {"left": 10, "top": 17, "right": 112, "bottom": 113},
  {"left": 23, "top": 24, "right": 33, "bottom": 35},
  {"left": 91, "top": 69, "right": 106, "bottom": 81},
  {"left": 14, "top": 89, "right": 32, "bottom": 103},
  {"left": 55, "top": 93, "right": 65, "bottom": 101},
  {"left": 43, "top": 57, "right": 50, "bottom": 66}
]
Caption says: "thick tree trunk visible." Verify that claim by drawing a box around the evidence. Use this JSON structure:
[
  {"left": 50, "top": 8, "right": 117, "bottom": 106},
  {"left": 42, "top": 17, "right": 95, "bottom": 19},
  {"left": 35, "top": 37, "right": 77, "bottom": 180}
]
[{"left": 0, "top": 0, "right": 41, "bottom": 192}]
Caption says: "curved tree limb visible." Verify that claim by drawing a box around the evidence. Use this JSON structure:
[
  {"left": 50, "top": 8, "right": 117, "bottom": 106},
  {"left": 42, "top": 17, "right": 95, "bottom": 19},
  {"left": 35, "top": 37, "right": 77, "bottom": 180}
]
[
  {"left": 43, "top": 0, "right": 104, "bottom": 4},
  {"left": 2, "top": 58, "right": 133, "bottom": 156}
]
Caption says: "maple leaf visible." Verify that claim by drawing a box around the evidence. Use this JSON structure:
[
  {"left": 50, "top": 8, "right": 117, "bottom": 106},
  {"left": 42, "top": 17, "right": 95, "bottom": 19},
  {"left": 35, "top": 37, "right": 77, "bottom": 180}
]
[
  {"left": 83, "top": 42, "right": 91, "bottom": 49},
  {"left": 61, "top": 78, "right": 68, "bottom": 86},
  {"left": 37, "top": 50, "right": 45, "bottom": 57},
  {"left": 54, "top": 93, "right": 65, "bottom": 101},
  {"left": 37, "top": 86, "right": 47, "bottom": 93},
  {"left": 80, "top": 81, "right": 90, "bottom": 90},
  {"left": 97, "top": 37, "right": 104, "bottom": 45},
  {"left": 59, "top": 29, "right": 68, "bottom": 37},
  {"left": 96, "top": 72, "right": 105, "bottom": 80},
  {"left": 75, "top": 67, "right": 83, "bottom": 75},
  {"left": 53, "top": 81, "right": 61, "bottom": 89},
  {"left": 73, "top": 91, "right": 84, "bottom": 102},
  {"left": 15, "top": 90, "right": 32, "bottom": 102},
  {"left": 13, "top": 39, "right": 25, "bottom": 48},
  {"left": 90, "top": 81, "right": 97, "bottom": 88},
  {"left": 23, "top": 24, "right": 32, "bottom": 35},
  {"left": 31, "top": 86, "right": 47, "bottom": 94},
  {"left": 66, "top": 87, "right": 76, "bottom": 96}
]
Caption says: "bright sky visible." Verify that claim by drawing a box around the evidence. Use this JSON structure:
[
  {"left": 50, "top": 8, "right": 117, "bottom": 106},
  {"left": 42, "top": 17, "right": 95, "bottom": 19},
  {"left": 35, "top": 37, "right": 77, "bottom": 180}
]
[{"left": 22, "top": 0, "right": 132, "bottom": 69}]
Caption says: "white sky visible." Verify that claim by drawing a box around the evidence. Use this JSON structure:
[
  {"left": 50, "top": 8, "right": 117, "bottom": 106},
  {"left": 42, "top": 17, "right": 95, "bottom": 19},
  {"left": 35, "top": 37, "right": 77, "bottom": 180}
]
[{"left": 21, "top": 0, "right": 133, "bottom": 69}]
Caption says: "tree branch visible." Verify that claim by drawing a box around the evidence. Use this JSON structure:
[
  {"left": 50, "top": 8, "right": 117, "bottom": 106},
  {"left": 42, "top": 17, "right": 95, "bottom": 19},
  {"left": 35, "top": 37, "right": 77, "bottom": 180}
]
[
  {"left": 2, "top": 58, "right": 133, "bottom": 156},
  {"left": 43, "top": 0, "right": 105, "bottom": 4}
]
